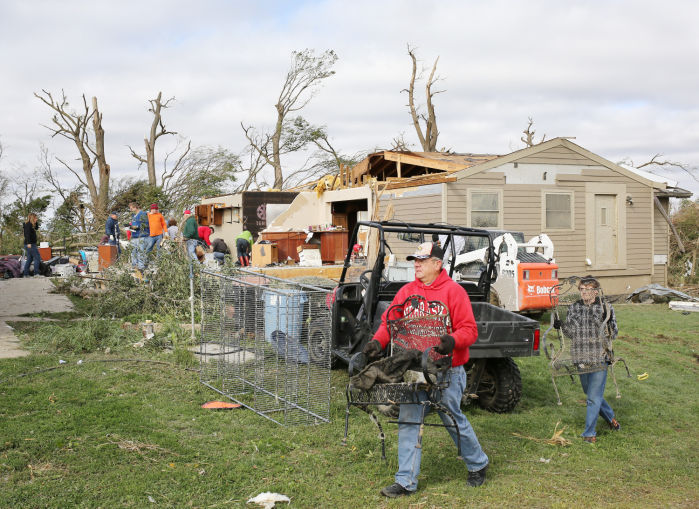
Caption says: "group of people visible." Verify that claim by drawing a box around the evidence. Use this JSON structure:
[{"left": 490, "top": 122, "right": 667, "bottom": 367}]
[
  {"left": 104, "top": 204, "right": 255, "bottom": 272},
  {"left": 123, "top": 202, "right": 171, "bottom": 274},
  {"left": 361, "top": 241, "right": 620, "bottom": 498}
]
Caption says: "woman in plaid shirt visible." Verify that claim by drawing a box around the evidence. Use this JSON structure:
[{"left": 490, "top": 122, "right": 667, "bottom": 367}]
[{"left": 555, "top": 276, "right": 621, "bottom": 443}]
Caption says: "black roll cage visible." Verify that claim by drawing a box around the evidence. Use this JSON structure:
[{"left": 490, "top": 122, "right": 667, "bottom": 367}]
[{"left": 339, "top": 221, "right": 498, "bottom": 327}]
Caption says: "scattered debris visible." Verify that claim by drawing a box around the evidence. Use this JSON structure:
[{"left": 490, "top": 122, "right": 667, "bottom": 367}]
[
  {"left": 669, "top": 301, "right": 699, "bottom": 312},
  {"left": 201, "top": 401, "right": 241, "bottom": 410},
  {"left": 58, "top": 359, "right": 67, "bottom": 364},
  {"left": 539, "top": 457, "right": 551, "bottom": 463},
  {"left": 627, "top": 284, "right": 699, "bottom": 304},
  {"left": 512, "top": 422, "right": 572, "bottom": 446},
  {"left": 247, "top": 492, "right": 291, "bottom": 509}
]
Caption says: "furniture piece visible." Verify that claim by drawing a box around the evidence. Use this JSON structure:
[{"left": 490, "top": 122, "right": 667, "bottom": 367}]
[
  {"left": 319, "top": 230, "right": 349, "bottom": 264},
  {"left": 259, "top": 232, "right": 307, "bottom": 262}
]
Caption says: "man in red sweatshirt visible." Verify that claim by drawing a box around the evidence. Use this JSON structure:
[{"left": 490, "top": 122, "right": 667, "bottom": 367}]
[{"left": 363, "top": 241, "right": 489, "bottom": 498}]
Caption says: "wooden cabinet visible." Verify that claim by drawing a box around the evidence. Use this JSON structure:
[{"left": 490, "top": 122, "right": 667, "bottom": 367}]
[
  {"left": 259, "top": 232, "right": 308, "bottom": 262},
  {"left": 319, "top": 231, "right": 348, "bottom": 264}
]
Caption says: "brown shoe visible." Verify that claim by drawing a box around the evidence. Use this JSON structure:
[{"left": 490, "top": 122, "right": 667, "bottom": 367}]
[
  {"left": 609, "top": 418, "right": 621, "bottom": 431},
  {"left": 582, "top": 436, "right": 596, "bottom": 443}
]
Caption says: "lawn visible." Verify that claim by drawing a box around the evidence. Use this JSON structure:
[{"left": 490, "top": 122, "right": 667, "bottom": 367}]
[{"left": 1, "top": 304, "right": 697, "bottom": 508}]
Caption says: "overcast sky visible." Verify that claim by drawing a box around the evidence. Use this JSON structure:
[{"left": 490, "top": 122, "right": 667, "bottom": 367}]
[{"left": 1, "top": 0, "right": 697, "bottom": 197}]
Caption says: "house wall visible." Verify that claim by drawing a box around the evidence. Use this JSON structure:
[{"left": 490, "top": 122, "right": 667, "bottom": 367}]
[
  {"left": 378, "top": 186, "right": 442, "bottom": 260},
  {"left": 201, "top": 194, "right": 243, "bottom": 243},
  {"left": 652, "top": 197, "right": 670, "bottom": 285},
  {"left": 442, "top": 147, "right": 658, "bottom": 295}
]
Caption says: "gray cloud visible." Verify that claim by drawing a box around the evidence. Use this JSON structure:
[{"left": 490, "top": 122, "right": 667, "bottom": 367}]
[{"left": 0, "top": 0, "right": 697, "bottom": 195}]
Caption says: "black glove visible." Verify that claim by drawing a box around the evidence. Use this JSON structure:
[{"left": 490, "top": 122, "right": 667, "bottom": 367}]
[
  {"left": 435, "top": 334, "right": 455, "bottom": 355},
  {"left": 553, "top": 317, "right": 562, "bottom": 329},
  {"left": 362, "top": 340, "right": 383, "bottom": 359}
]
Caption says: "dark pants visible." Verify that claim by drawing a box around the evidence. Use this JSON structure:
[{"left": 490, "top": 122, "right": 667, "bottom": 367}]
[
  {"left": 236, "top": 238, "right": 251, "bottom": 266},
  {"left": 23, "top": 244, "right": 41, "bottom": 276}
]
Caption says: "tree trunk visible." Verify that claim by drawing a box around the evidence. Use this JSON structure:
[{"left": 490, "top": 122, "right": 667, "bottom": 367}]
[
  {"left": 92, "top": 97, "right": 110, "bottom": 222},
  {"left": 272, "top": 104, "right": 284, "bottom": 189},
  {"left": 145, "top": 92, "right": 161, "bottom": 185}
]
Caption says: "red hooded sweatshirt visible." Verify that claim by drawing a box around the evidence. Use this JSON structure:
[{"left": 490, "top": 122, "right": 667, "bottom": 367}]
[{"left": 372, "top": 269, "right": 478, "bottom": 367}]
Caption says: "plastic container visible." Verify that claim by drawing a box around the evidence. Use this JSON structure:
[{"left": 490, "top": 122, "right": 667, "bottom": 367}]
[{"left": 263, "top": 289, "right": 309, "bottom": 363}]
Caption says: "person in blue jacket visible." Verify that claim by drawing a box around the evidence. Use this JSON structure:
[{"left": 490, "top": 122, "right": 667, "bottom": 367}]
[
  {"left": 128, "top": 202, "right": 149, "bottom": 272},
  {"left": 105, "top": 211, "right": 121, "bottom": 254}
]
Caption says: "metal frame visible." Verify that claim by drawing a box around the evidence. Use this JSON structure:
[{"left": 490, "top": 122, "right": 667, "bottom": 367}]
[{"left": 199, "top": 269, "right": 332, "bottom": 426}]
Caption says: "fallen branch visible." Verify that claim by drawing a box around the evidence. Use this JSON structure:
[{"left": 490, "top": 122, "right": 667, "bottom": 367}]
[{"left": 512, "top": 421, "right": 571, "bottom": 446}]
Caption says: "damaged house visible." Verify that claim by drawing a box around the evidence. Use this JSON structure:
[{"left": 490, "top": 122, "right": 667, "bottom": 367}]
[{"left": 354, "top": 137, "right": 691, "bottom": 294}]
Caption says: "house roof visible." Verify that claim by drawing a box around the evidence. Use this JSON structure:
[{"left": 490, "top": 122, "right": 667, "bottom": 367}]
[
  {"left": 346, "top": 138, "right": 692, "bottom": 198},
  {"left": 349, "top": 150, "right": 499, "bottom": 184}
]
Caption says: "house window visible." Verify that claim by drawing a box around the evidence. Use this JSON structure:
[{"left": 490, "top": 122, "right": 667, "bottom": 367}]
[
  {"left": 469, "top": 190, "right": 501, "bottom": 228},
  {"left": 544, "top": 191, "right": 573, "bottom": 230}
]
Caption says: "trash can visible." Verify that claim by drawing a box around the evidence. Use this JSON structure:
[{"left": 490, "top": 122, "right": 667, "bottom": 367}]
[{"left": 263, "top": 289, "right": 309, "bottom": 363}]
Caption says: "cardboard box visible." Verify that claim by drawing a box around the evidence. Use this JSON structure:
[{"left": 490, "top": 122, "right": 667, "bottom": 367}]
[
  {"left": 252, "top": 243, "right": 278, "bottom": 266},
  {"left": 296, "top": 243, "right": 319, "bottom": 253}
]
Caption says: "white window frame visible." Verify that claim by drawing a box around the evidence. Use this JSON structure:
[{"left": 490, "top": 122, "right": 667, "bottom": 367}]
[
  {"left": 467, "top": 188, "right": 503, "bottom": 229},
  {"left": 541, "top": 190, "right": 575, "bottom": 232}
]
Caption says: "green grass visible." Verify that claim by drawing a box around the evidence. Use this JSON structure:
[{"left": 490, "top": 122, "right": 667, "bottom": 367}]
[{"left": 1, "top": 304, "right": 697, "bottom": 507}]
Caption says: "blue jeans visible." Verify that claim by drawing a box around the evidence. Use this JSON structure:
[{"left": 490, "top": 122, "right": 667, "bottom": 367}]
[
  {"left": 579, "top": 368, "right": 615, "bottom": 437},
  {"left": 186, "top": 239, "right": 199, "bottom": 261},
  {"left": 213, "top": 252, "right": 225, "bottom": 264},
  {"left": 23, "top": 244, "right": 41, "bottom": 276},
  {"left": 395, "top": 365, "right": 489, "bottom": 492},
  {"left": 146, "top": 234, "right": 162, "bottom": 254},
  {"left": 130, "top": 237, "right": 147, "bottom": 270}
]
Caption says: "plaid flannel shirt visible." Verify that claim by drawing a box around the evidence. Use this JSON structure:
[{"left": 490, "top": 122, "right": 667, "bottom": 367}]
[{"left": 562, "top": 298, "right": 618, "bottom": 368}]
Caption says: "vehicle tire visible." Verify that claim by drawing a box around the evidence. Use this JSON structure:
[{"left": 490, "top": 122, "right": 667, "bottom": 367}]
[
  {"left": 308, "top": 319, "right": 337, "bottom": 368},
  {"left": 471, "top": 357, "right": 522, "bottom": 413}
]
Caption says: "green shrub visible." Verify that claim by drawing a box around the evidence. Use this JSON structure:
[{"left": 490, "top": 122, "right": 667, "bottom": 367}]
[{"left": 25, "top": 319, "right": 141, "bottom": 353}]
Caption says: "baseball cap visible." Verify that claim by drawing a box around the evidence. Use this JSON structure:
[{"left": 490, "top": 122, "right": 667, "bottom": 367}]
[
  {"left": 183, "top": 209, "right": 192, "bottom": 215},
  {"left": 406, "top": 241, "right": 444, "bottom": 261}
]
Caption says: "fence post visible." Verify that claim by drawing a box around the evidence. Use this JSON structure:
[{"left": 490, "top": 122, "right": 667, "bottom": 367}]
[{"left": 189, "top": 260, "right": 195, "bottom": 342}]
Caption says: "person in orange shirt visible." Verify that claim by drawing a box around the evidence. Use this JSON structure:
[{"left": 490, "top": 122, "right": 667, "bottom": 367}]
[{"left": 146, "top": 203, "right": 169, "bottom": 254}]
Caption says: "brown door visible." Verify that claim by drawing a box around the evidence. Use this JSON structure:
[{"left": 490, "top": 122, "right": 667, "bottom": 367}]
[{"left": 594, "top": 194, "right": 618, "bottom": 266}]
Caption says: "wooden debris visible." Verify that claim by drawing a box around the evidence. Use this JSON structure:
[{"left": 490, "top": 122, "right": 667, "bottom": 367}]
[{"left": 512, "top": 421, "right": 572, "bottom": 446}]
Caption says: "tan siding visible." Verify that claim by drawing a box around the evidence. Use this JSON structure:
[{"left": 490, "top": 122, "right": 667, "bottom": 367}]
[
  {"left": 651, "top": 196, "right": 670, "bottom": 285},
  {"left": 516, "top": 147, "right": 598, "bottom": 166},
  {"left": 446, "top": 169, "right": 656, "bottom": 285},
  {"left": 379, "top": 193, "right": 442, "bottom": 259}
]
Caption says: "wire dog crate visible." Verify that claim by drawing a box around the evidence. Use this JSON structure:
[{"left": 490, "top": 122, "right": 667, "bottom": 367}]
[
  {"left": 343, "top": 295, "right": 460, "bottom": 460},
  {"left": 199, "top": 269, "right": 332, "bottom": 425},
  {"left": 541, "top": 276, "right": 630, "bottom": 405}
]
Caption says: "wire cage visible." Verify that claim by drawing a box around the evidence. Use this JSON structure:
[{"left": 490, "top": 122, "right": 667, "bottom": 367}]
[
  {"left": 199, "top": 269, "right": 333, "bottom": 426},
  {"left": 344, "top": 296, "right": 460, "bottom": 460},
  {"left": 541, "top": 276, "right": 630, "bottom": 404}
]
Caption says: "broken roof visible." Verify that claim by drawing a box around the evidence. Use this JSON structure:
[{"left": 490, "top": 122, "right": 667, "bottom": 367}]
[{"left": 350, "top": 150, "right": 500, "bottom": 184}]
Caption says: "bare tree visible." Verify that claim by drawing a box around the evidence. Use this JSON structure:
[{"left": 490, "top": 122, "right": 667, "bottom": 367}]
[
  {"left": 390, "top": 132, "right": 414, "bottom": 151},
  {"left": 403, "top": 45, "right": 443, "bottom": 152},
  {"left": 521, "top": 117, "right": 546, "bottom": 147},
  {"left": 128, "top": 92, "right": 180, "bottom": 186},
  {"left": 242, "top": 49, "right": 338, "bottom": 189},
  {"left": 635, "top": 154, "right": 698, "bottom": 183},
  {"left": 34, "top": 90, "right": 110, "bottom": 223}
]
